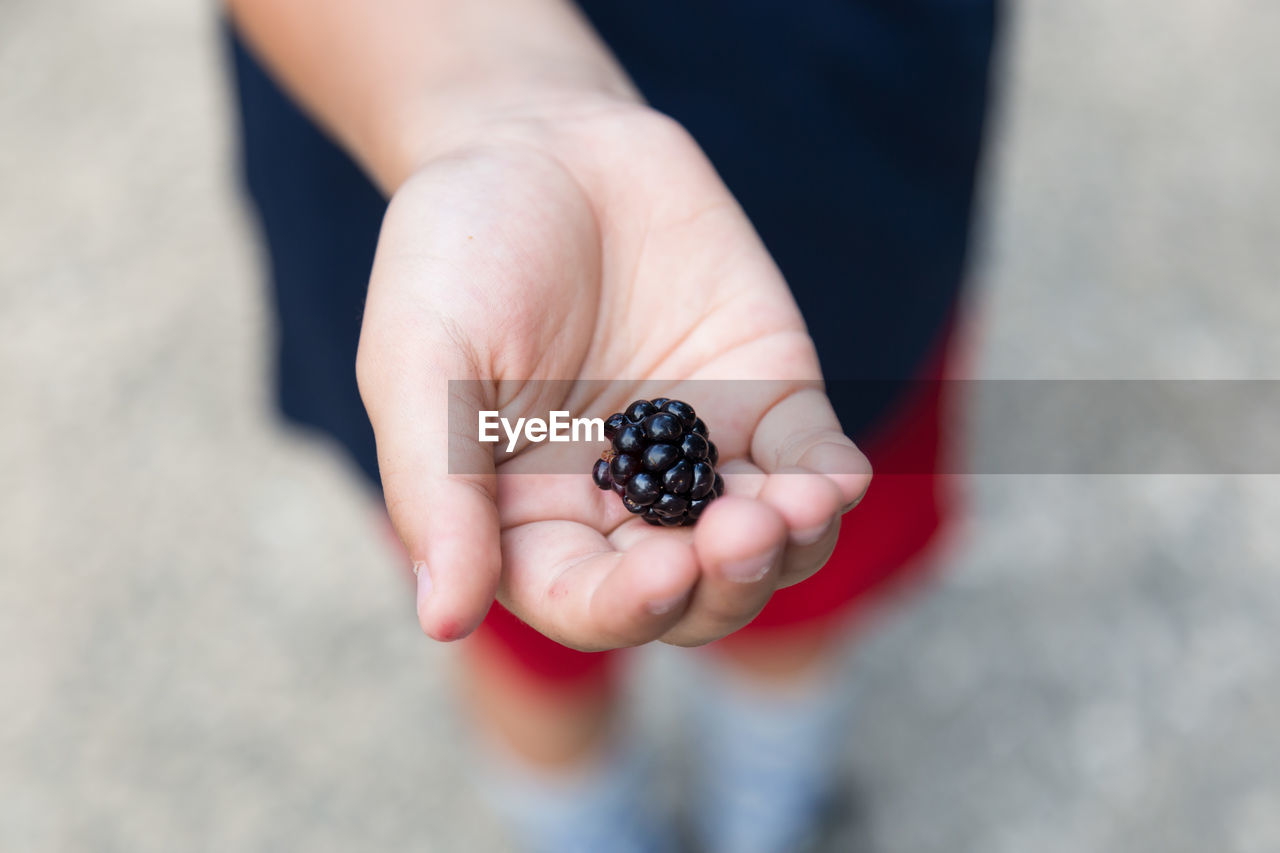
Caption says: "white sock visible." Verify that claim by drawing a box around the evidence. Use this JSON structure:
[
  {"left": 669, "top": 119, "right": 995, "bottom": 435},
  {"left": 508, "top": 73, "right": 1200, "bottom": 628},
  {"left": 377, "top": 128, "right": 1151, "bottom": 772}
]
[
  {"left": 691, "top": 656, "right": 856, "bottom": 853},
  {"left": 469, "top": 733, "right": 677, "bottom": 853}
]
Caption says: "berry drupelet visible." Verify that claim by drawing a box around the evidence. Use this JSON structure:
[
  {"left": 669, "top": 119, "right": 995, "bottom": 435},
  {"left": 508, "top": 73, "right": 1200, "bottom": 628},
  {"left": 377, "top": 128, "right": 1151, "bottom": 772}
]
[{"left": 592, "top": 398, "right": 724, "bottom": 526}]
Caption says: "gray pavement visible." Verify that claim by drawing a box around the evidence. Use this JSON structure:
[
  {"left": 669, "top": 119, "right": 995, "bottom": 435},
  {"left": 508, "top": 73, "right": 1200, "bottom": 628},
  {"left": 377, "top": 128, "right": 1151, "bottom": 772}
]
[{"left": 2, "top": 2, "right": 1278, "bottom": 851}]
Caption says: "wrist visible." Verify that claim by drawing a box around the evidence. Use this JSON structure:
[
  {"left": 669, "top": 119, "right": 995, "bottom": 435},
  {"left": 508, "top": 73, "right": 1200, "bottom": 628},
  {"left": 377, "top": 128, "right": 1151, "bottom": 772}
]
[
  {"left": 226, "top": 0, "right": 644, "bottom": 195},
  {"left": 374, "top": 81, "right": 643, "bottom": 194}
]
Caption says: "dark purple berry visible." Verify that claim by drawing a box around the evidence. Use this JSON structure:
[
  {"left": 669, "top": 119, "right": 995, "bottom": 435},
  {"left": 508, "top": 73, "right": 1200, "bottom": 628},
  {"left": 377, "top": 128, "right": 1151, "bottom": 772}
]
[
  {"left": 662, "top": 459, "right": 693, "bottom": 494},
  {"left": 643, "top": 412, "right": 682, "bottom": 443},
  {"left": 689, "top": 462, "right": 715, "bottom": 499},
  {"left": 642, "top": 443, "right": 680, "bottom": 472},
  {"left": 610, "top": 453, "right": 640, "bottom": 484},
  {"left": 679, "top": 433, "right": 708, "bottom": 462},
  {"left": 626, "top": 400, "right": 657, "bottom": 423},
  {"left": 592, "top": 458, "right": 613, "bottom": 490},
  {"left": 603, "top": 413, "right": 627, "bottom": 439},
  {"left": 614, "top": 424, "right": 645, "bottom": 455},
  {"left": 625, "top": 472, "right": 661, "bottom": 506},
  {"left": 652, "top": 493, "right": 689, "bottom": 517},
  {"left": 595, "top": 398, "right": 721, "bottom": 526},
  {"left": 661, "top": 400, "right": 697, "bottom": 429}
]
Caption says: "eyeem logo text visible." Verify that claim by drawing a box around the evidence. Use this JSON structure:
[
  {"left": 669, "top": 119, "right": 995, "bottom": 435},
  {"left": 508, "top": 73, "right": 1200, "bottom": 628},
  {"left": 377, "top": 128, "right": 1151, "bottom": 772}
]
[{"left": 479, "top": 411, "right": 605, "bottom": 453}]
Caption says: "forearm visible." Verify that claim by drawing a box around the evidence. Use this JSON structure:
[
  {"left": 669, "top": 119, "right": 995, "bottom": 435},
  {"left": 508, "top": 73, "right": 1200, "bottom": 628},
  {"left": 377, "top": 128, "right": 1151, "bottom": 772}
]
[{"left": 225, "top": 0, "right": 638, "bottom": 192}]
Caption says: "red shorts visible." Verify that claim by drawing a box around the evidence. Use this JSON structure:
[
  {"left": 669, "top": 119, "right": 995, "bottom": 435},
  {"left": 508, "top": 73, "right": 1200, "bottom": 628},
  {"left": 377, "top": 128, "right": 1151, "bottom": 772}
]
[{"left": 469, "top": 329, "right": 962, "bottom": 687}]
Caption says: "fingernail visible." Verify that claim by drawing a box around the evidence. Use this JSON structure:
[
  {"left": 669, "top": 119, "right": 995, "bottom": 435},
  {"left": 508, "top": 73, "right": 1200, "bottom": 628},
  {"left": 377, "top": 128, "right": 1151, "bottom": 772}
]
[
  {"left": 808, "top": 441, "right": 872, "bottom": 476},
  {"left": 414, "top": 561, "right": 432, "bottom": 609},
  {"left": 791, "top": 522, "right": 829, "bottom": 547},
  {"left": 721, "top": 548, "right": 780, "bottom": 584},
  {"left": 647, "top": 591, "right": 688, "bottom": 616}
]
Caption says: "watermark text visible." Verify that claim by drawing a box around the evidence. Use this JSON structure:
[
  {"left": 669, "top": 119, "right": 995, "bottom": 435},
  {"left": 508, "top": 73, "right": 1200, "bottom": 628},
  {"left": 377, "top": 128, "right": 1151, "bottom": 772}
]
[{"left": 478, "top": 410, "right": 605, "bottom": 453}]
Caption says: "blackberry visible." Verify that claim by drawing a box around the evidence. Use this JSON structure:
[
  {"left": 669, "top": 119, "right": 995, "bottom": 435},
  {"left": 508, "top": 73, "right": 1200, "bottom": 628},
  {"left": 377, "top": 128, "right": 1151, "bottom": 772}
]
[
  {"left": 592, "top": 398, "right": 724, "bottom": 526},
  {"left": 603, "top": 413, "right": 627, "bottom": 439}
]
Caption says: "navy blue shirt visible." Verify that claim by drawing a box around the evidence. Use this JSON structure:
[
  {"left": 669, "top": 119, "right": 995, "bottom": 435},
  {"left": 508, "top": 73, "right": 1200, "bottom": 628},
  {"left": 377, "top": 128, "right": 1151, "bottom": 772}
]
[{"left": 227, "top": 1, "right": 999, "bottom": 488}]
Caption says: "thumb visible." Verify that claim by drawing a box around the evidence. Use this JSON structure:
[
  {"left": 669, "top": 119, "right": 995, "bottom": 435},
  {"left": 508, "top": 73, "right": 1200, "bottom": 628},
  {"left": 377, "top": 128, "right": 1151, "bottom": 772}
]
[{"left": 356, "top": 309, "right": 501, "bottom": 644}]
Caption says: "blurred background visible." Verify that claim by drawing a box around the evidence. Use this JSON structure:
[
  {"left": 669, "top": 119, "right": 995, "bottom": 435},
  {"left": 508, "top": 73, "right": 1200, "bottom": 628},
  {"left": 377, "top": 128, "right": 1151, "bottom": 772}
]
[{"left": 2, "top": 1, "right": 1278, "bottom": 851}]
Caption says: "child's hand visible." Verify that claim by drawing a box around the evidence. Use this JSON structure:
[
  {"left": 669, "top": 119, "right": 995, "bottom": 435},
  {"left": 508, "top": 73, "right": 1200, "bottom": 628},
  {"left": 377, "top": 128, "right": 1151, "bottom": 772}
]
[{"left": 357, "top": 104, "right": 870, "bottom": 650}]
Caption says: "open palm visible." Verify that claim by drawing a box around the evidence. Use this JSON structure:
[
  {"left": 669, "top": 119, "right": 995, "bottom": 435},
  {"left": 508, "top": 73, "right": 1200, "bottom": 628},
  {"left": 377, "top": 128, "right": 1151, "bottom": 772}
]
[{"left": 357, "top": 106, "right": 870, "bottom": 650}]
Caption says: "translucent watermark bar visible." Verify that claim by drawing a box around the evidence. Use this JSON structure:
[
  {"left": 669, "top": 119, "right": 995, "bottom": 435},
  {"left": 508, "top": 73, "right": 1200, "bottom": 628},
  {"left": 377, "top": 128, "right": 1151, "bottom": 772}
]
[{"left": 447, "top": 379, "right": 1280, "bottom": 475}]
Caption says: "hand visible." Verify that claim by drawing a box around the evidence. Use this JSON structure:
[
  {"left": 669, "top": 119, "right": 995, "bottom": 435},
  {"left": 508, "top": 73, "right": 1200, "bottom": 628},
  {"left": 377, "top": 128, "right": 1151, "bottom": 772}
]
[{"left": 356, "top": 102, "right": 871, "bottom": 650}]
